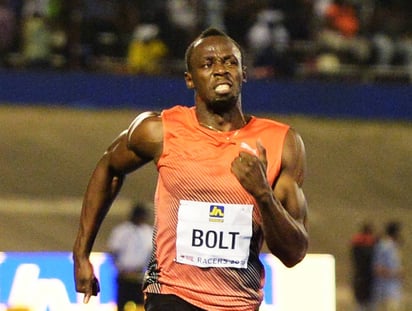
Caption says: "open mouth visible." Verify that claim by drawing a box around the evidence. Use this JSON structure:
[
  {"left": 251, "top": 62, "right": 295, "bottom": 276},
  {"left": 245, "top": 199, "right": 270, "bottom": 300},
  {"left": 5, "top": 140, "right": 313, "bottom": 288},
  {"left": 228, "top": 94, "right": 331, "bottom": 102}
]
[{"left": 214, "top": 83, "right": 231, "bottom": 94}]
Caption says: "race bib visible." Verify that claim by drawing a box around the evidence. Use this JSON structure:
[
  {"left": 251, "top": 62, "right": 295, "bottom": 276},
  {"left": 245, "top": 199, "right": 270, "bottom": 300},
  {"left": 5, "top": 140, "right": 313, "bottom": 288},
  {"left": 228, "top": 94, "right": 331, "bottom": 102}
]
[{"left": 176, "top": 200, "right": 253, "bottom": 269}]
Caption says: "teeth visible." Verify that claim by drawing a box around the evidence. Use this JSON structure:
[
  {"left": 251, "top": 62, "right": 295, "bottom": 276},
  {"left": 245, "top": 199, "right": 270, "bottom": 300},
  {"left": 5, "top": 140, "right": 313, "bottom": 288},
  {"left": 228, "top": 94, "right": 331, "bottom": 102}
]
[{"left": 215, "top": 84, "right": 230, "bottom": 93}]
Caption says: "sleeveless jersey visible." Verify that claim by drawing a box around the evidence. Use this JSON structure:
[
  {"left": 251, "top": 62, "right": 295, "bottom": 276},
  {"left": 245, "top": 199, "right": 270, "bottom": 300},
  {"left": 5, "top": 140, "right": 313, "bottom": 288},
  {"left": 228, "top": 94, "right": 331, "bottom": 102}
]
[{"left": 144, "top": 105, "right": 289, "bottom": 311}]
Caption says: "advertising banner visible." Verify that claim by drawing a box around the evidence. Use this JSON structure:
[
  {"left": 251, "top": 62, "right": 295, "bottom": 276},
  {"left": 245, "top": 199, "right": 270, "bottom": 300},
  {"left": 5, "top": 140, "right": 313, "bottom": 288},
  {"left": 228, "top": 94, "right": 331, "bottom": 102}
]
[{"left": 0, "top": 252, "right": 334, "bottom": 311}]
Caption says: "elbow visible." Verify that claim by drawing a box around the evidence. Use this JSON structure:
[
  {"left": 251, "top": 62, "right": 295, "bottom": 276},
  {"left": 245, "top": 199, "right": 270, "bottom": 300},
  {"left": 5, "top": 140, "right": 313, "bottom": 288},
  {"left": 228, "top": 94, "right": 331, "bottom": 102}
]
[
  {"left": 279, "top": 248, "right": 308, "bottom": 268},
  {"left": 270, "top": 237, "right": 309, "bottom": 268},
  {"left": 281, "top": 250, "right": 307, "bottom": 268}
]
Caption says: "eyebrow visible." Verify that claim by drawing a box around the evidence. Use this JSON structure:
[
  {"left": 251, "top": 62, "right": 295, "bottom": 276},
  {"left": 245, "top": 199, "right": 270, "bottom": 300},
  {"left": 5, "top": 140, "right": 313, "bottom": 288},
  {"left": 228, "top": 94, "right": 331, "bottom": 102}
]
[{"left": 201, "top": 54, "right": 238, "bottom": 61}]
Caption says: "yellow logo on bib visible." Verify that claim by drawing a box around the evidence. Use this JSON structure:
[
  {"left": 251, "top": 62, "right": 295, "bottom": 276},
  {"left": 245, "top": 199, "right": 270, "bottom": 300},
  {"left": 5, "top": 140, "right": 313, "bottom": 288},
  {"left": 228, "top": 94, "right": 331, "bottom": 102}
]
[{"left": 209, "top": 205, "right": 224, "bottom": 222}]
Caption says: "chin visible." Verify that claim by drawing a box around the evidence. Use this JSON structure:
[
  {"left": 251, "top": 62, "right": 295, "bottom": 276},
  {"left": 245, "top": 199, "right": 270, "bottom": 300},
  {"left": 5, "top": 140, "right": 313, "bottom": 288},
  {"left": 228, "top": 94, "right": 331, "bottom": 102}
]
[{"left": 209, "top": 96, "right": 237, "bottom": 112}]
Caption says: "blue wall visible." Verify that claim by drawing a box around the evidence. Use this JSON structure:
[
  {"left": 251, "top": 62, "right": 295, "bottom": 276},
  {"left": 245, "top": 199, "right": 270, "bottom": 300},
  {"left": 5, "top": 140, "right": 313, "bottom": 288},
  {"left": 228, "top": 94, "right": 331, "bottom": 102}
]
[{"left": 0, "top": 70, "right": 411, "bottom": 119}]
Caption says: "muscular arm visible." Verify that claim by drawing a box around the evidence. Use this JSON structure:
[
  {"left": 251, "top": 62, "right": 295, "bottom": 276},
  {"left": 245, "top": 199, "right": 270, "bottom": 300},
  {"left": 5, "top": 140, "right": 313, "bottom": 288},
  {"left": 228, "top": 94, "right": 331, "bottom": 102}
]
[
  {"left": 73, "top": 112, "right": 162, "bottom": 302},
  {"left": 259, "top": 129, "right": 308, "bottom": 266},
  {"left": 231, "top": 129, "right": 308, "bottom": 267}
]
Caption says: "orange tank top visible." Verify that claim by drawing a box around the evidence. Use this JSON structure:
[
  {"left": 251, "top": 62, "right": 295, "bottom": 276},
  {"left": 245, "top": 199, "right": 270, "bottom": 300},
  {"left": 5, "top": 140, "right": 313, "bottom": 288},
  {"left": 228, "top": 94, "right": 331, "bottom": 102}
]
[{"left": 144, "top": 105, "right": 289, "bottom": 311}]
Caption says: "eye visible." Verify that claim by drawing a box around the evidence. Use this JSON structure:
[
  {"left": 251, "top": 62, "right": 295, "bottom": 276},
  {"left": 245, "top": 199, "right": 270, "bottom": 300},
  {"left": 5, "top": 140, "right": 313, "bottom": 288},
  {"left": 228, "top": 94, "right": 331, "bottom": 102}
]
[
  {"left": 202, "top": 60, "right": 213, "bottom": 68},
  {"left": 224, "top": 57, "right": 238, "bottom": 66}
]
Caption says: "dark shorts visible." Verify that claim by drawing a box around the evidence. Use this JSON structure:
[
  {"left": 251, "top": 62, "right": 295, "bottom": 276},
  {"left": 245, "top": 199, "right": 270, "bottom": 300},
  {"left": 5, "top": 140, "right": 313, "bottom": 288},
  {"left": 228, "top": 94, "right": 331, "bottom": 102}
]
[{"left": 145, "top": 293, "right": 206, "bottom": 311}]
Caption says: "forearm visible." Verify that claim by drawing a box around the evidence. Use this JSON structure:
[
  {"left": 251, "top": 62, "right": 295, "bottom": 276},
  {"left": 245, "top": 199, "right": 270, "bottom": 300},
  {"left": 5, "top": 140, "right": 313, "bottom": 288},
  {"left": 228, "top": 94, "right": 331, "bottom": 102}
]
[
  {"left": 257, "top": 190, "right": 308, "bottom": 267},
  {"left": 73, "top": 160, "right": 124, "bottom": 260}
]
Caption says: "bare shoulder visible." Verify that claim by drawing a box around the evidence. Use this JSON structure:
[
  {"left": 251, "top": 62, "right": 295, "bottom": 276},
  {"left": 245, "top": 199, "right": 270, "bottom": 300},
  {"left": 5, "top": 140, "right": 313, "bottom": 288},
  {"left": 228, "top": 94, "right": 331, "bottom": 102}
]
[
  {"left": 128, "top": 111, "right": 162, "bottom": 138},
  {"left": 127, "top": 111, "right": 163, "bottom": 160},
  {"left": 281, "top": 128, "right": 306, "bottom": 186}
]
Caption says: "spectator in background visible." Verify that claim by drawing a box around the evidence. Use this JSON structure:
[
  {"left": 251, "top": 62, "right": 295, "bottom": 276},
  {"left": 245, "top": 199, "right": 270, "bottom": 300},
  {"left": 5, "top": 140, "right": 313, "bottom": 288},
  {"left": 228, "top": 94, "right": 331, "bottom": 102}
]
[
  {"left": 21, "top": 0, "right": 51, "bottom": 68},
  {"left": 43, "top": 0, "right": 70, "bottom": 69},
  {"left": 0, "top": 0, "right": 16, "bottom": 66},
  {"left": 107, "top": 202, "right": 153, "bottom": 311},
  {"left": 369, "top": 1, "right": 412, "bottom": 73},
  {"left": 372, "top": 221, "right": 403, "bottom": 311},
  {"left": 246, "top": 8, "right": 296, "bottom": 79},
  {"left": 80, "top": 0, "right": 121, "bottom": 67},
  {"left": 116, "top": 0, "right": 164, "bottom": 47},
  {"left": 350, "top": 222, "right": 377, "bottom": 311},
  {"left": 316, "top": 0, "right": 370, "bottom": 66},
  {"left": 21, "top": 0, "right": 46, "bottom": 17},
  {"left": 271, "top": 0, "right": 315, "bottom": 42},
  {"left": 126, "top": 23, "right": 168, "bottom": 75},
  {"left": 163, "top": 0, "right": 201, "bottom": 61},
  {"left": 224, "top": 0, "right": 264, "bottom": 48}
]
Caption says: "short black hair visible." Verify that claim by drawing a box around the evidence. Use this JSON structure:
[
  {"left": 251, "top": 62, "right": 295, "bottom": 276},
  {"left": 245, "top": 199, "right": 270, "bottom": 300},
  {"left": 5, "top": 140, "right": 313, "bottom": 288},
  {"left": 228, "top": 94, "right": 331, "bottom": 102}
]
[
  {"left": 130, "top": 203, "right": 148, "bottom": 221},
  {"left": 184, "top": 27, "right": 244, "bottom": 72},
  {"left": 386, "top": 221, "right": 401, "bottom": 237}
]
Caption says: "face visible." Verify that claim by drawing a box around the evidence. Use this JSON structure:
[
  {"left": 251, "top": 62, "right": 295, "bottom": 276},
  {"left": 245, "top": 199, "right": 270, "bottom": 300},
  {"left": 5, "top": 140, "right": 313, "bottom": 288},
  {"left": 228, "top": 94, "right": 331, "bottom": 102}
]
[{"left": 185, "top": 36, "right": 246, "bottom": 111}]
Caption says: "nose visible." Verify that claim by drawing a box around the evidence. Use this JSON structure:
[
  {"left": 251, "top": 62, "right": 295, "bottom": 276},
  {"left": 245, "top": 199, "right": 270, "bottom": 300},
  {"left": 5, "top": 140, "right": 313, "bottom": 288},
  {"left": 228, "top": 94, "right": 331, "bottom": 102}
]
[{"left": 212, "top": 61, "right": 227, "bottom": 75}]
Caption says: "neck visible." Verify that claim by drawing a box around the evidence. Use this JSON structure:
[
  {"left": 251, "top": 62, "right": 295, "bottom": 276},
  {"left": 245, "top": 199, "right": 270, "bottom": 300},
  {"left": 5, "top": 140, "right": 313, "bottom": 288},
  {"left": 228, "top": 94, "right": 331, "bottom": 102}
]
[
  {"left": 196, "top": 108, "right": 247, "bottom": 132},
  {"left": 194, "top": 95, "right": 247, "bottom": 131}
]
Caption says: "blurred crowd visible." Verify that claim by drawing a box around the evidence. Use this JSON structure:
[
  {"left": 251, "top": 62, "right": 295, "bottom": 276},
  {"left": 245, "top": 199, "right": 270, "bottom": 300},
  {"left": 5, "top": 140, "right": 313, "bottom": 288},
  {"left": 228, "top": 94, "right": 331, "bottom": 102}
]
[{"left": 0, "top": 0, "right": 411, "bottom": 81}]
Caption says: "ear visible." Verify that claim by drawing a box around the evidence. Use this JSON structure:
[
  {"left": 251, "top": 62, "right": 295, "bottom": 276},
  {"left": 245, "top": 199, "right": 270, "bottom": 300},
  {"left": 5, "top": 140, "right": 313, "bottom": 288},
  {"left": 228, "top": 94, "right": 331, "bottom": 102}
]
[
  {"left": 242, "top": 66, "right": 247, "bottom": 82},
  {"left": 184, "top": 72, "right": 194, "bottom": 89}
]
